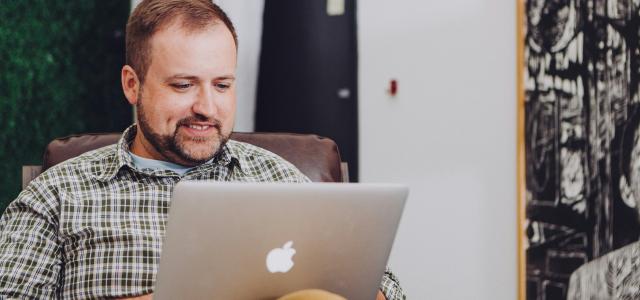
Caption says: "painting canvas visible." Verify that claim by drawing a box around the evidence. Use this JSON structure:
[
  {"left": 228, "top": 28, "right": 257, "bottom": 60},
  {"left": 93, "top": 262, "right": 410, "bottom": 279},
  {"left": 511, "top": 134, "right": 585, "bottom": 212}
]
[{"left": 520, "top": 0, "right": 640, "bottom": 299}]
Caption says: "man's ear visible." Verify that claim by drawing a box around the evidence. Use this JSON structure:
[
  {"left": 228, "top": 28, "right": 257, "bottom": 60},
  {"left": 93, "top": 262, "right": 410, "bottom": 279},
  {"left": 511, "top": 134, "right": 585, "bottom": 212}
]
[
  {"left": 121, "top": 65, "right": 141, "bottom": 105},
  {"left": 619, "top": 175, "right": 637, "bottom": 208}
]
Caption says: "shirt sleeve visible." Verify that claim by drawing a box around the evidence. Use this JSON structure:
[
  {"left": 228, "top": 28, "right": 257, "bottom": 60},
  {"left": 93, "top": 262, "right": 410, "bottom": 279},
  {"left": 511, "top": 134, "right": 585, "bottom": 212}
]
[
  {"left": 380, "top": 267, "right": 406, "bottom": 300},
  {"left": 0, "top": 181, "right": 62, "bottom": 299}
]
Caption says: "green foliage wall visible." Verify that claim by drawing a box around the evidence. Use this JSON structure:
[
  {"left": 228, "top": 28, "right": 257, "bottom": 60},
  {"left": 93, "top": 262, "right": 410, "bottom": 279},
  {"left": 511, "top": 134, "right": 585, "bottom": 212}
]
[{"left": 0, "top": 1, "right": 132, "bottom": 213}]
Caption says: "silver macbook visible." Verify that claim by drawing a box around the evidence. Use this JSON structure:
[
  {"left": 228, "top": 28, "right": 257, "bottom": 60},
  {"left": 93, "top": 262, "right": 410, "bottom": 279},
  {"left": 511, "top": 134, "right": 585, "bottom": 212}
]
[{"left": 154, "top": 182, "right": 408, "bottom": 300}]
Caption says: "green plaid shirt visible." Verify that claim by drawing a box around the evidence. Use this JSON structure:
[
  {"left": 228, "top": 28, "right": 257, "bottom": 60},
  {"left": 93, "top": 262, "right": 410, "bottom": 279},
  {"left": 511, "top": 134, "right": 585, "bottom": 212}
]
[{"left": 0, "top": 125, "right": 404, "bottom": 299}]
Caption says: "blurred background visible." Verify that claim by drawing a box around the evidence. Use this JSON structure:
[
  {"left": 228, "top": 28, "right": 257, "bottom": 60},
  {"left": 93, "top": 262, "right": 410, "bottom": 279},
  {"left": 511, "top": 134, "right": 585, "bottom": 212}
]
[
  {"left": 0, "top": 0, "right": 516, "bottom": 299},
  {"left": 0, "top": 1, "right": 132, "bottom": 211}
]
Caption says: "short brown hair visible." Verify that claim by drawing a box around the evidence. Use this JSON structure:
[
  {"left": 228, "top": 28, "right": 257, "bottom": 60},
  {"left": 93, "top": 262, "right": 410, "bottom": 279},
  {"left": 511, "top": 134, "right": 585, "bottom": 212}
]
[{"left": 125, "top": 0, "right": 237, "bottom": 84}]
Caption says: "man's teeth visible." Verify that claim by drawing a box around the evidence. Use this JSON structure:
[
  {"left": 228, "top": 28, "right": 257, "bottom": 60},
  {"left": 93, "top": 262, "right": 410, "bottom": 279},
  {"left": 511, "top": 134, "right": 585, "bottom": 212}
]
[{"left": 188, "top": 124, "right": 209, "bottom": 130}]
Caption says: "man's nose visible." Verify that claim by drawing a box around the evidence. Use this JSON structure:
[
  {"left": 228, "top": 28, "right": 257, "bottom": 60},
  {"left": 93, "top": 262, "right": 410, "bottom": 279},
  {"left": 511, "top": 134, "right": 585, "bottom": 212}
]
[{"left": 192, "top": 85, "right": 218, "bottom": 117}]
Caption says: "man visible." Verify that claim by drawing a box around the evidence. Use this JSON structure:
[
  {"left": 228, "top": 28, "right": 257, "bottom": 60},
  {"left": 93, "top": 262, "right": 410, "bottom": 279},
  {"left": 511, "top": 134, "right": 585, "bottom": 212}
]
[{"left": 0, "top": 1, "right": 404, "bottom": 299}]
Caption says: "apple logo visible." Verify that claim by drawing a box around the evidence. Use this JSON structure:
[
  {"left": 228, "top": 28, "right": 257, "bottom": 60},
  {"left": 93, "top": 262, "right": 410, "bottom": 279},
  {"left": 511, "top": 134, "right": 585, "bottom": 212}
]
[{"left": 266, "top": 241, "right": 296, "bottom": 273}]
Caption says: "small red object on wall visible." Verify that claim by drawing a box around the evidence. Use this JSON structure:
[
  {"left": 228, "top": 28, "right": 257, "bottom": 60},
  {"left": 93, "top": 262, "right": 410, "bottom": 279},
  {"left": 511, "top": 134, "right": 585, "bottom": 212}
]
[{"left": 389, "top": 79, "right": 398, "bottom": 96}]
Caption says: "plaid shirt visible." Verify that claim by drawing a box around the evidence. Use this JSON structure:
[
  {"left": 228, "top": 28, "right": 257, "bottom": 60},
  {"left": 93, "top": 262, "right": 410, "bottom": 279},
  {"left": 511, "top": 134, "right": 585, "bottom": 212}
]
[{"left": 0, "top": 125, "right": 405, "bottom": 299}]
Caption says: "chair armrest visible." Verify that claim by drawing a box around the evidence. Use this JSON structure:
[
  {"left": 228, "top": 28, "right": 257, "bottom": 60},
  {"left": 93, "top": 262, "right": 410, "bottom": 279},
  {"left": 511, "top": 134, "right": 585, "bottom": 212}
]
[
  {"left": 340, "top": 162, "right": 349, "bottom": 183},
  {"left": 22, "top": 165, "right": 43, "bottom": 189}
]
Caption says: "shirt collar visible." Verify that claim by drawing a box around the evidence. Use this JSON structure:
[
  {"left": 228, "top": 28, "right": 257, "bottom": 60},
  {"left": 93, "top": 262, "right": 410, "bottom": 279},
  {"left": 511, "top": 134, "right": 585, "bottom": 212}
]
[{"left": 95, "top": 124, "right": 242, "bottom": 181}]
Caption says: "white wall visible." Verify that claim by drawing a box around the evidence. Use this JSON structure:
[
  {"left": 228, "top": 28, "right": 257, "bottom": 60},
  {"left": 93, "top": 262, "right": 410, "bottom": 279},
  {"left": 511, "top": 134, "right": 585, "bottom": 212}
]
[{"left": 358, "top": 1, "right": 517, "bottom": 299}]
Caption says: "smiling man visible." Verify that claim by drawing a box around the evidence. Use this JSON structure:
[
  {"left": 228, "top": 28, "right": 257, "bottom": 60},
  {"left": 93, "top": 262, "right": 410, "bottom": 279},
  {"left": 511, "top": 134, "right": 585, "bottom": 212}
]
[
  {"left": 0, "top": 1, "right": 404, "bottom": 299},
  {"left": 123, "top": 5, "right": 238, "bottom": 168}
]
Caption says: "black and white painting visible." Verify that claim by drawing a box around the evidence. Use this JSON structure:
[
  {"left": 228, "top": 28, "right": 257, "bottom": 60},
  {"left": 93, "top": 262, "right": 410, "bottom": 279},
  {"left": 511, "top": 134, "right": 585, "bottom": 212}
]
[{"left": 523, "top": 0, "right": 640, "bottom": 299}]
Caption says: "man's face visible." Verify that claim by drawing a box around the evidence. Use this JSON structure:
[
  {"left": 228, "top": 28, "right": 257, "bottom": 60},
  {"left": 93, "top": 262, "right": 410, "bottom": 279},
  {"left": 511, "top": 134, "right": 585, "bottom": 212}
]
[{"left": 135, "top": 21, "right": 237, "bottom": 166}]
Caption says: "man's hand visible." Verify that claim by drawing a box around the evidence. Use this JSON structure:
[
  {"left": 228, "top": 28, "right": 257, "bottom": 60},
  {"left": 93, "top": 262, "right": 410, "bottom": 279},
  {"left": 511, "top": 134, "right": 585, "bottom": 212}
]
[
  {"left": 117, "top": 291, "right": 384, "bottom": 300},
  {"left": 277, "top": 289, "right": 386, "bottom": 300},
  {"left": 119, "top": 294, "right": 153, "bottom": 300},
  {"left": 277, "top": 289, "right": 345, "bottom": 300}
]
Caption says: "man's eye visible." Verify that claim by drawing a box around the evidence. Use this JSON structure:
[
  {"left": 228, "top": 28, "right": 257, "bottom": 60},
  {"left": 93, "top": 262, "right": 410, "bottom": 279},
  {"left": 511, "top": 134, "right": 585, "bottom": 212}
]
[
  {"left": 171, "top": 83, "right": 192, "bottom": 90},
  {"left": 215, "top": 83, "right": 230, "bottom": 90}
]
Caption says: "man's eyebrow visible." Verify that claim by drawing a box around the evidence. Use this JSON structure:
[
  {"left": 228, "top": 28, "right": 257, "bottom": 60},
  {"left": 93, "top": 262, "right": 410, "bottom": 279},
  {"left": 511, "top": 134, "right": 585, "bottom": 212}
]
[
  {"left": 165, "top": 74, "right": 199, "bottom": 81},
  {"left": 216, "top": 75, "right": 236, "bottom": 81}
]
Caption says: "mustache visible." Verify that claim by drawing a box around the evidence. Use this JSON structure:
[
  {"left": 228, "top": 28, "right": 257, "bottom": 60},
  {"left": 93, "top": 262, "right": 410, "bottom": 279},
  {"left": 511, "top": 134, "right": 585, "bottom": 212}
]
[{"left": 176, "top": 115, "right": 222, "bottom": 129}]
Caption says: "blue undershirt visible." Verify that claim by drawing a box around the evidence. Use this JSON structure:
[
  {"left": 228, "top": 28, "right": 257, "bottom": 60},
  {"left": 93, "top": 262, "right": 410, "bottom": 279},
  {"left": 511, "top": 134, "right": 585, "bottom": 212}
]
[{"left": 129, "top": 152, "right": 195, "bottom": 176}]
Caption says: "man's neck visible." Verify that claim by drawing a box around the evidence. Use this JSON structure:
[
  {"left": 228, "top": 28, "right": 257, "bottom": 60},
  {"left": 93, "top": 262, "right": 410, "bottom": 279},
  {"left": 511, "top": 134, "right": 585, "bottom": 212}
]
[{"left": 130, "top": 128, "right": 167, "bottom": 162}]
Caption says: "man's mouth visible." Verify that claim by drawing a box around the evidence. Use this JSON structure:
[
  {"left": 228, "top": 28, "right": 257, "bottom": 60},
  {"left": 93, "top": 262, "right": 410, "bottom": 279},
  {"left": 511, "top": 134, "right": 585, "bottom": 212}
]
[
  {"left": 186, "top": 124, "right": 211, "bottom": 131},
  {"left": 179, "top": 122, "right": 221, "bottom": 137},
  {"left": 176, "top": 116, "right": 223, "bottom": 137}
]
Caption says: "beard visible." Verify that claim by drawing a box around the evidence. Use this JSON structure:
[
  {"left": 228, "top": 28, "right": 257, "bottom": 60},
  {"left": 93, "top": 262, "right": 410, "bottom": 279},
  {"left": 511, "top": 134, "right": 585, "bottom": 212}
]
[{"left": 136, "top": 98, "right": 230, "bottom": 166}]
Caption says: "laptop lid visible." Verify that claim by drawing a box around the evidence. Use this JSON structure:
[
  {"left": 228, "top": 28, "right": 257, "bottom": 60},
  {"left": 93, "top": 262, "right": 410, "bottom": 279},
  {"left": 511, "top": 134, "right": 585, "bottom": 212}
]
[{"left": 154, "top": 182, "right": 408, "bottom": 300}]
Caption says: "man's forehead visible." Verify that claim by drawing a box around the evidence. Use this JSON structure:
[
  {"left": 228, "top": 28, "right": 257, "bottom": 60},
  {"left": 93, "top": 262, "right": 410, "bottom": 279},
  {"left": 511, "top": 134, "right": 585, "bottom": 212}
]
[{"left": 147, "top": 21, "right": 237, "bottom": 77}]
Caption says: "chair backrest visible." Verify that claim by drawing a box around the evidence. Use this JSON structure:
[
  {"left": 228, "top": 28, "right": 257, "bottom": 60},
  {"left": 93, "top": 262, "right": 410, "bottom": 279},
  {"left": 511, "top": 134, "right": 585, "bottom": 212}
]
[{"left": 40, "top": 132, "right": 344, "bottom": 182}]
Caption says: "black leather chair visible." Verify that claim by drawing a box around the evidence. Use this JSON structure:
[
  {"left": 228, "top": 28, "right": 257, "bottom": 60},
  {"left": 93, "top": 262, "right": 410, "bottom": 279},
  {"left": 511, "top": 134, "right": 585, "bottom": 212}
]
[{"left": 22, "top": 132, "right": 348, "bottom": 188}]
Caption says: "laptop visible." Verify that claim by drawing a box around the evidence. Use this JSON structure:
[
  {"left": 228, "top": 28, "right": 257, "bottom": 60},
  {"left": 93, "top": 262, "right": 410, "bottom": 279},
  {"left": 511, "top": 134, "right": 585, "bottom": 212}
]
[{"left": 154, "top": 182, "right": 408, "bottom": 300}]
